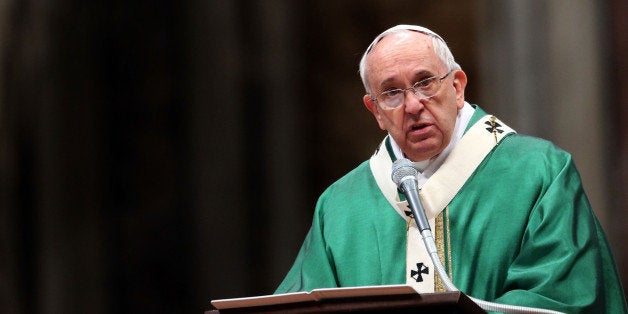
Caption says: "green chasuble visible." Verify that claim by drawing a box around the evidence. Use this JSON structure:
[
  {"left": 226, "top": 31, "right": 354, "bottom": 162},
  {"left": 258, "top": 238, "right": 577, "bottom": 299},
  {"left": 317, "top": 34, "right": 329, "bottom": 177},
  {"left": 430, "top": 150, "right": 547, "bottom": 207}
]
[{"left": 275, "top": 106, "right": 627, "bottom": 313}]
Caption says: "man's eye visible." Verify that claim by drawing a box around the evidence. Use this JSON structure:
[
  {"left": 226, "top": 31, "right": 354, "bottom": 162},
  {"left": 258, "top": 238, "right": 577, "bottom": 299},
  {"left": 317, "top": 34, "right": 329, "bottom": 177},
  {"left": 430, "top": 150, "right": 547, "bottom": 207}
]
[
  {"left": 383, "top": 89, "right": 403, "bottom": 97},
  {"left": 415, "top": 77, "right": 435, "bottom": 88}
]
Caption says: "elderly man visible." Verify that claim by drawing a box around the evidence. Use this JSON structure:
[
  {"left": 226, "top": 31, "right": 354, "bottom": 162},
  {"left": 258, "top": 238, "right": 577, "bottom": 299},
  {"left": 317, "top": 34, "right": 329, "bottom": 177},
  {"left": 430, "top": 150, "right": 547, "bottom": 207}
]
[{"left": 276, "top": 25, "right": 626, "bottom": 313}]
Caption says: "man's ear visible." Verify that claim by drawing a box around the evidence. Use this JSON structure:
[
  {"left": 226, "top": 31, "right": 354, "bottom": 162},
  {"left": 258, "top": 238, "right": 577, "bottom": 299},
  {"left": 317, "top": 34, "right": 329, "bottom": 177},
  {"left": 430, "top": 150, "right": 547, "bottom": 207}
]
[
  {"left": 453, "top": 70, "right": 468, "bottom": 109},
  {"left": 363, "top": 94, "right": 386, "bottom": 130}
]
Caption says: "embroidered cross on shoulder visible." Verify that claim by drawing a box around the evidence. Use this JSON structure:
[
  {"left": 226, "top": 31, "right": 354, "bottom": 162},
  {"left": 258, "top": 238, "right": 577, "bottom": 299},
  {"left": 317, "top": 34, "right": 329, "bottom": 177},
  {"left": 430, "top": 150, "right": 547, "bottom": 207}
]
[
  {"left": 404, "top": 204, "right": 415, "bottom": 230},
  {"left": 485, "top": 116, "right": 504, "bottom": 144},
  {"left": 404, "top": 204, "right": 414, "bottom": 219}
]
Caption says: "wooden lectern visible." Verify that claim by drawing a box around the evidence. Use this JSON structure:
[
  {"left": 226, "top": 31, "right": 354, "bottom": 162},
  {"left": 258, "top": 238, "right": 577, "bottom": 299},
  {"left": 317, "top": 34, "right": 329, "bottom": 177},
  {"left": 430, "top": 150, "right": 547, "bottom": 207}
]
[{"left": 207, "top": 285, "right": 485, "bottom": 313}]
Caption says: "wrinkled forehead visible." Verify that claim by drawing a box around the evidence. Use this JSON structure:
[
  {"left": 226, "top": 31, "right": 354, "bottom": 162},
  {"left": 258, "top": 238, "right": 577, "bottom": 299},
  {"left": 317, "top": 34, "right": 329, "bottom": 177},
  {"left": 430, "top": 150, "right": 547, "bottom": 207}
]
[{"left": 366, "top": 32, "right": 443, "bottom": 88}]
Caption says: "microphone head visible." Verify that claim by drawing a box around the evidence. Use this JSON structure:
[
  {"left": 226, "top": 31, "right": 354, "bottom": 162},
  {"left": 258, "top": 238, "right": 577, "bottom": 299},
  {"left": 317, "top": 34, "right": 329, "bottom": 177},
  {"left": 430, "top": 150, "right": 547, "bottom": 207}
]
[{"left": 391, "top": 158, "right": 418, "bottom": 187}]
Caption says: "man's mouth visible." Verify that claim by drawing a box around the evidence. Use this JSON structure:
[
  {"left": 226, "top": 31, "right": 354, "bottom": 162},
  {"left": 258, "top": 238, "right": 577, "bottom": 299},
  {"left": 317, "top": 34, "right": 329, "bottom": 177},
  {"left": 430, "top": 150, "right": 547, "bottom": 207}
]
[
  {"left": 407, "top": 122, "right": 434, "bottom": 138},
  {"left": 411, "top": 123, "right": 430, "bottom": 131}
]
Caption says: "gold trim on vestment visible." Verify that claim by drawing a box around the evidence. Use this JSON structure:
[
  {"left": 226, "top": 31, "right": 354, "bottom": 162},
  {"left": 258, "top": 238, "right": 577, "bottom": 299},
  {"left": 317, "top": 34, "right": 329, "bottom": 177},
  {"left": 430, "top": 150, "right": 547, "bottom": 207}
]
[
  {"left": 435, "top": 212, "right": 445, "bottom": 292},
  {"left": 446, "top": 206, "right": 453, "bottom": 280}
]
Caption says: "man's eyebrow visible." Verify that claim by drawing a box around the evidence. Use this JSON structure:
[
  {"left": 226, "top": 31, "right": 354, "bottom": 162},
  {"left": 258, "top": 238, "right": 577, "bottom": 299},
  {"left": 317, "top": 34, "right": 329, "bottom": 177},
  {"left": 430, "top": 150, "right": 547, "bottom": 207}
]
[
  {"left": 413, "top": 70, "right": 435, "bottom": 79},
  {"left": 378, "top": 70, "right": 435, "bottom": 89},
  {"left": 379, "top": 77, "right": 397, "bottom": 89}
]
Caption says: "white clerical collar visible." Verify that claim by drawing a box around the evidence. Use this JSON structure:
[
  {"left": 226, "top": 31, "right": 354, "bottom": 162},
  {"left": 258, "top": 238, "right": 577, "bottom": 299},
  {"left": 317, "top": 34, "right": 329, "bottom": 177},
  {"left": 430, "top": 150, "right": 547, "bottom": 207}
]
[{"left": 390, "top": 102, "right": 475, "bottom": 187}]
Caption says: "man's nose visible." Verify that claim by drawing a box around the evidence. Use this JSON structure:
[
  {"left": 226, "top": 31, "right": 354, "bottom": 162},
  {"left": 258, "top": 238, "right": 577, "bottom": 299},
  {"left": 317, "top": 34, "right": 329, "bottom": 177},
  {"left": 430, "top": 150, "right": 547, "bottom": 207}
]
[{"left": 404, "top": 90, "right": 427, "bottom": 114}]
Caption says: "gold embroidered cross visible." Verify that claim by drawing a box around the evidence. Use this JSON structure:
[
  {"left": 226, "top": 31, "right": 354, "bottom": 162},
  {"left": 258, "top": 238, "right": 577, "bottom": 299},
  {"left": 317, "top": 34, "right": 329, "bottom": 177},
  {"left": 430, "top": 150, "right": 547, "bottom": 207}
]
[{"left": 484, "top": 116, "right": 504, "bottom": 144}]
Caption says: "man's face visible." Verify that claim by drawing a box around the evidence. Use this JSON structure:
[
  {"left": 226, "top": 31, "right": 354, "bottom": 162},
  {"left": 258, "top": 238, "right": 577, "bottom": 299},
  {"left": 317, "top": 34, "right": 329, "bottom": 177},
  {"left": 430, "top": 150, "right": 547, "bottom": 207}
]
[{"left": 363, "top": 31, "right": 467, "bottom": 161}]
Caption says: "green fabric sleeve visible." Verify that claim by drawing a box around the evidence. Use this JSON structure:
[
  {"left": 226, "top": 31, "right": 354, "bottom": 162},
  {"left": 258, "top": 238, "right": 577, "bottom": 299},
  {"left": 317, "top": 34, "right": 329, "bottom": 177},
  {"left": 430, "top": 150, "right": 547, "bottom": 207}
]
[
  {"left": 447, "top": 135, "right": 627, "bottom": 313},
  {"left": 275, "top": 161, "right": 408, "bottom": 293},
  {"left": 492, "top": 155, "right": 627, "bottom": 313},
  {"left": 274, "top": 191, "right": 339, "bottom": 293}
]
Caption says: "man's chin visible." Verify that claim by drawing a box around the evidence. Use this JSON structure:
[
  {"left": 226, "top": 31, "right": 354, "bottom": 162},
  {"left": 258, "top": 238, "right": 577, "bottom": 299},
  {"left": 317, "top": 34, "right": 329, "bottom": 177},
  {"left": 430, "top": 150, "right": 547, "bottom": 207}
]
[{"left": 403, "top": 143, "right": 442, "bottom": 161}]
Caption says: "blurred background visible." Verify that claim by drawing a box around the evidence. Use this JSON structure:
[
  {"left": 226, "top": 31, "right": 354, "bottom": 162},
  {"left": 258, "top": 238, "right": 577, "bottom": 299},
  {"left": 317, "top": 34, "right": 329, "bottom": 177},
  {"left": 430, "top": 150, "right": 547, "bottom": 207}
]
[{"left": 0, "top": 1, "right": 626, "bottom": 313}]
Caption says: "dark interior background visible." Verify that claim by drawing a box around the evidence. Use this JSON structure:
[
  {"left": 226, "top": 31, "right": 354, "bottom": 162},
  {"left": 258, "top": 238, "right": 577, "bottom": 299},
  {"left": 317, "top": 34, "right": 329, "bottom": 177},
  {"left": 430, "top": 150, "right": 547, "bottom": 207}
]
[{"left": 1, "top": 1, "right": 626, "bottom": 313}]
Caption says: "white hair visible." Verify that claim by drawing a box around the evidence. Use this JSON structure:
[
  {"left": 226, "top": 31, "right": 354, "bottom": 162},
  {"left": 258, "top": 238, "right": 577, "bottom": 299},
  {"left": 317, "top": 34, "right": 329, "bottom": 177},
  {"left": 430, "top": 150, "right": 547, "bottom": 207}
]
[{"left": 358, "top": 24, "right": 461, "bottom": 94}]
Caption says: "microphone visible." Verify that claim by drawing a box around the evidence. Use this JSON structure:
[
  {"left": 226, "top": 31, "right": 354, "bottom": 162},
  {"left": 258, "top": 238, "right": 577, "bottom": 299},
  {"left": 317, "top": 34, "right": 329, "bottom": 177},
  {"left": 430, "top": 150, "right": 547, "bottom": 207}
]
[{"left": 391, "top": 158, "right": 430, "bottom": 232}]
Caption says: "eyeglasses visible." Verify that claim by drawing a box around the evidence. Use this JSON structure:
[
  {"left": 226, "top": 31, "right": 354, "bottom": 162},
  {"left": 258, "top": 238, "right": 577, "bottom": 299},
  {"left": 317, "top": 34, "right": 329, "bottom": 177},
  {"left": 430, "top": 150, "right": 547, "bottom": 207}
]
[{"left": 371, "top": 70, "right": 453, "bottom": 110}]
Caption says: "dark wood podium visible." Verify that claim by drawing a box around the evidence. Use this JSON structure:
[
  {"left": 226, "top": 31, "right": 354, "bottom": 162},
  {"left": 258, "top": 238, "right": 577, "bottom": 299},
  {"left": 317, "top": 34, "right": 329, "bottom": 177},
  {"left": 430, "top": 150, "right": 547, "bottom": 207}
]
[{"left": 207, "top": 287, "right": 485, "bottom": 313}]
